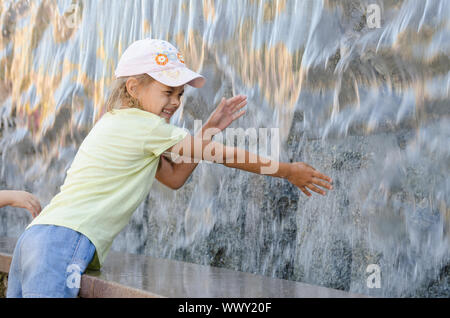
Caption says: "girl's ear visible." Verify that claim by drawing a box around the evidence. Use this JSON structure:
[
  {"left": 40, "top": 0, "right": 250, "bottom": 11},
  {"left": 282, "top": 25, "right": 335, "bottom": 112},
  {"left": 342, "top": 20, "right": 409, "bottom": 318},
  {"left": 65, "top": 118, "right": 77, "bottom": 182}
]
[{"left": 126, "top": 77, "right": 139, "bottom": 98}]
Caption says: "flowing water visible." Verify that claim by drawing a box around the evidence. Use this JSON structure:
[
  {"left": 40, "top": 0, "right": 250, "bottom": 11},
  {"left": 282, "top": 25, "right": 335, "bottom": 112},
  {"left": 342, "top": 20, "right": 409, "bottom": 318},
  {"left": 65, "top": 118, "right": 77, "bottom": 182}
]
[{"left": 0, "top": 0, "right": 449, "bottom": 297}]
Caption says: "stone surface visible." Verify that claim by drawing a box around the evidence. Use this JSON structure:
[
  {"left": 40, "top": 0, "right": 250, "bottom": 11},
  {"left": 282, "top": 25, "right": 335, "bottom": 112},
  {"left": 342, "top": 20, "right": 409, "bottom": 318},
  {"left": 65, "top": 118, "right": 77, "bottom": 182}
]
[{"left": 0, "top": 236, "right": 368, "bottom": 298}]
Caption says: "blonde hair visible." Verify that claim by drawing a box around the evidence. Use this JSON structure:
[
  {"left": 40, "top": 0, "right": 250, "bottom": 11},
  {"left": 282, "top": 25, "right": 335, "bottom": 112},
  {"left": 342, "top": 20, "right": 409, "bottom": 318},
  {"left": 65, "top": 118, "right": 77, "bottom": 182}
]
[{"left": 105, "top": 74, "right": 155, "bottom": 112}]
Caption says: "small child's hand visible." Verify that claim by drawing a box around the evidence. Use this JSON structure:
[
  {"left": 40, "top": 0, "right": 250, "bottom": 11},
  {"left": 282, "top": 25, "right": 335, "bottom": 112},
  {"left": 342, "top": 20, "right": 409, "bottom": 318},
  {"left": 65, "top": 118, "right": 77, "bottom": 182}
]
[
  {"left": 287, "top": 162, "right": 333, "bottom": 197},
  {"left": 205, "top": 95, "right": 247, "bottom": 132},
  {"left": 6, "top": 190, "right": 42, "bottom": 218}
]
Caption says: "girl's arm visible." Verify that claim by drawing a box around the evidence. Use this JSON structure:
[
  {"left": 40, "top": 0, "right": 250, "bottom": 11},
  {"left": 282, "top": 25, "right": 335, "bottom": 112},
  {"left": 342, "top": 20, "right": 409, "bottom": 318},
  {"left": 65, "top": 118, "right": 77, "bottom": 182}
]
[
  {"left": 156, "top": 95, "right": 247, "bottom": 190},
  {"left": 155, "top": 124, "right": 214, "bottom": 189},
  {"left": 167, "top": 136, "right": 333, "bottom": 197},
  {"left": 0, "top": 190, "right": 42, "bottom": 218}
]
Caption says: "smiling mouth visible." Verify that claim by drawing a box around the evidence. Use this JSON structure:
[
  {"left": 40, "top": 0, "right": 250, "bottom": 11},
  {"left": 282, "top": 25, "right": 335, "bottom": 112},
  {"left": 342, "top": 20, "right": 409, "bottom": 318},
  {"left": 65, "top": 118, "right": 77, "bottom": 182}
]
[{"left": 161, "top": 109, "right": 175, "bottom": 117}]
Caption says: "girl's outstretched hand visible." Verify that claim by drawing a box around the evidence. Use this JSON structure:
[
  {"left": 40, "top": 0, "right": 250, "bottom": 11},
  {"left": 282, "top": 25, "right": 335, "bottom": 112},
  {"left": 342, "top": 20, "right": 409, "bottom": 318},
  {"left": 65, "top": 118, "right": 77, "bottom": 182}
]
[
  {"left": 205, "top": 95, "right": 247, "bottom": 132},
  {"left": 7, "top": 190, "right": 42, "bottom": 218},
  {"left": 287, "top": 162, "right": 333, "bottom": 197}
]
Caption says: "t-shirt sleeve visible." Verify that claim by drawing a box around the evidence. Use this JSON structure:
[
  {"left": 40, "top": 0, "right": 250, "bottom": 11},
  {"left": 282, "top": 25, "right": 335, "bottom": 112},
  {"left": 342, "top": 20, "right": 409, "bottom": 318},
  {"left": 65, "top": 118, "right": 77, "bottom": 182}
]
[{"left": 143, "top": 120, "right": 189, "bottom": 157}]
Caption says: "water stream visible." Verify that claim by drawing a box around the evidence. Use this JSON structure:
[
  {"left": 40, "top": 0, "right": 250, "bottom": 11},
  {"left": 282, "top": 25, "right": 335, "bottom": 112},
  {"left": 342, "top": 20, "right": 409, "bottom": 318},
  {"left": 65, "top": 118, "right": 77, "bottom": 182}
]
[{"left": 0, "top": 0, "right": 449, "bottom": 297}]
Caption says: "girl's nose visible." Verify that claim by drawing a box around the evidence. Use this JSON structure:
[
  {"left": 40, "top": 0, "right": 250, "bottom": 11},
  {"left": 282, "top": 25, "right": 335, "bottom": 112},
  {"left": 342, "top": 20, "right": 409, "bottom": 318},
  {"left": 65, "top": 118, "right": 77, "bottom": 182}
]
[{"left": 170, "top": 97, "right": 181, "bottom": 107}]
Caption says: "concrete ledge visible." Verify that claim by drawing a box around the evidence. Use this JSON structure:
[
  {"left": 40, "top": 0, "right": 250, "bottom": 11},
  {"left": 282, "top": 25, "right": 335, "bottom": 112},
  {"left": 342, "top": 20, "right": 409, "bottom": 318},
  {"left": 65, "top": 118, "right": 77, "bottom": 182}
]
[{"left": 0, "top": 236, "right": 368, "bottom": 298}]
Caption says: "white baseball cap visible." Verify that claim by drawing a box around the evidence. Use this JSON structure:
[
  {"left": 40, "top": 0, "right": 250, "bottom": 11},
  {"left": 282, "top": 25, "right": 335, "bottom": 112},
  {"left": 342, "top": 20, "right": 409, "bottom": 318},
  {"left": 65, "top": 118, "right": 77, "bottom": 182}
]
[{"left": 114, "top": 38, "right": 205, "bottom": 88}]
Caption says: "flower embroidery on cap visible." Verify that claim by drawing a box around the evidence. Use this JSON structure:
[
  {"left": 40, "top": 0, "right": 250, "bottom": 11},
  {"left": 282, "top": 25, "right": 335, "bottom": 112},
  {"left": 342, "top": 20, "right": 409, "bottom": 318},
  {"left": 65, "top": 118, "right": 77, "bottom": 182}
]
[
  {"left": 156, "top": 54, "right": 168, "bottom": 65},
  {"left": 177, "top": 53, "right": 185, "bottom": 64}
]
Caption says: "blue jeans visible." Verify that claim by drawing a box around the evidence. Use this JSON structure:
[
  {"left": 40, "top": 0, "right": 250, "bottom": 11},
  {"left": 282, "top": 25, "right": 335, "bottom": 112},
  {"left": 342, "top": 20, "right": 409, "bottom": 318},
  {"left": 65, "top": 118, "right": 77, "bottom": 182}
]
[{"left": 6, "top": 224, "right": 96, "bottom": 298}]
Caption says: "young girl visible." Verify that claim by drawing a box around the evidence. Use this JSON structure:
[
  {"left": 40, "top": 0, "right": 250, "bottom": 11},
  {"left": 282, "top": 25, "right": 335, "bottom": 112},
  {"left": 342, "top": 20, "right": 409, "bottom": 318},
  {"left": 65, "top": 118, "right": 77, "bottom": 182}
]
[{"left": 6, "top": 39, "right": 333, "bottom": 298}]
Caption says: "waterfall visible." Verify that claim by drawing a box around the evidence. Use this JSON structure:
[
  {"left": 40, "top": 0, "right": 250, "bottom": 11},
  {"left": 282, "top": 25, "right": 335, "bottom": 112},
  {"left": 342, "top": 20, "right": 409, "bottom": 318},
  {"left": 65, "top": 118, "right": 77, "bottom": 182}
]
[{"left": 0, "top": 0, "right": 449, "bottom": 297}]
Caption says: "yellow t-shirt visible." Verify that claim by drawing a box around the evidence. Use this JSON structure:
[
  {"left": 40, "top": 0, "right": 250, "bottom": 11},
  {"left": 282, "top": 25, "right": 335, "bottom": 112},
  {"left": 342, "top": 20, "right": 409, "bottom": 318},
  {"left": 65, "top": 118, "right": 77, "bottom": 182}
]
[{"left": 27, "top": 108, "right": 189, "bottom": 270}]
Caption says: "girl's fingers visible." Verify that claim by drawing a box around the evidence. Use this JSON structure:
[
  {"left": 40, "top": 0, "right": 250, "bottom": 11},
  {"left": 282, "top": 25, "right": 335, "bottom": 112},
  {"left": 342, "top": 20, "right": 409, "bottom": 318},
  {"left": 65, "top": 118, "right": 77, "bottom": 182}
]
[
  {"left": 306, "top": 184, "right": 326, "bottom": 196},
  {"left": 31, "top": 201, "right": 41, "bottom": 215},
  {"left": 224, "top": 96, "right": 239, "bottom": 106},
  {"left": 312, "top": 177, "right": 333, "bottom": 190},
  {"left": 231, "top": 99, "right": 247, "bottom": 113},
  {"left": 25, "top": 202, "right": 36, "bottom": 217},
  {"left": 226, "top": 95, "right": 246, "bottom": 108},
  {"left": 32, "top": 197, "right": 42, "bottom": 211},
  {"left": 232, "top": 110, "right": 246, "bottom": 120},
  {"left": 25, "top": 196, "right": 41, "bottom": 217},
  {"left": 25, "top": 195, "right": 40, "bottom": 213},
  {"left": 215, "top": 97, "right": 225, "bottom": 110},
  {"left": 313, "top": 171, "right": 333, "bottom": 183},
  {"left": 300, "top": 186, "right": 312, "bottom": 197}
]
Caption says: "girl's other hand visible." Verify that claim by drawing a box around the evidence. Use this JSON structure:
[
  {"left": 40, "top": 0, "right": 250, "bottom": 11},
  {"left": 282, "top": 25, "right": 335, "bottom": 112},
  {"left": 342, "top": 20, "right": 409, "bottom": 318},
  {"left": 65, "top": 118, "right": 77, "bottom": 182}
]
[
  {"left": 287, "top": 162, "right": 333, "bottom": 197},
  {"left": 8, "top": 190, "right": 42, "bottom": 218},
  {"left": 205, "top": 95, "right": 247, "bottom": 132}
]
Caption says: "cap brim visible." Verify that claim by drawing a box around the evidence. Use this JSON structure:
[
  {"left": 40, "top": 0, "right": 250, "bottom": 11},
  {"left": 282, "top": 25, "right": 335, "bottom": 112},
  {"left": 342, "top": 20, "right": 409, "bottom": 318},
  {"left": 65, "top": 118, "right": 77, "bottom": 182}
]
[{"left": 147, "top": 67, "right": 205, "bottom": 88}]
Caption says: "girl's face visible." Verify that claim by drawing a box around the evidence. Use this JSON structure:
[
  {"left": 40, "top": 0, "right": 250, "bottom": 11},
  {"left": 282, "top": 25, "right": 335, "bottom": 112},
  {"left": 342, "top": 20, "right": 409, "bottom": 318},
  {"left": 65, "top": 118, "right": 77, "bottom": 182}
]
[{"left": 126, "top": 78, "right": 185, "bottom": 123}]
